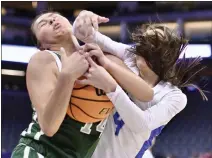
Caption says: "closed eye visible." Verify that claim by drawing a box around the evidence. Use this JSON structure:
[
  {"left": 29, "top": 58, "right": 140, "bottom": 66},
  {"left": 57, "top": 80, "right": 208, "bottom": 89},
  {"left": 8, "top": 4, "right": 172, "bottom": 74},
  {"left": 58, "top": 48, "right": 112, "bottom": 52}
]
[
  {"left": 38, "top": 20, "right": 48, "bottom": 29},
  {"left": 40, "top": 22, "right": 47, "bottom": 27}
]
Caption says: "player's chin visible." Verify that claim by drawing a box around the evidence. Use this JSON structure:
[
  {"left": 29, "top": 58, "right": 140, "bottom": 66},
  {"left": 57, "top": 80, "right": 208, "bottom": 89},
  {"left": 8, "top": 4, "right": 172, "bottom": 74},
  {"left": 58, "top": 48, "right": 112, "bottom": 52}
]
[
  {"left": 53, "top": 31, "right": 66, "bottom": 40},
  {"left": 54, "top": 29, "right": 63, "bottom": 35}
]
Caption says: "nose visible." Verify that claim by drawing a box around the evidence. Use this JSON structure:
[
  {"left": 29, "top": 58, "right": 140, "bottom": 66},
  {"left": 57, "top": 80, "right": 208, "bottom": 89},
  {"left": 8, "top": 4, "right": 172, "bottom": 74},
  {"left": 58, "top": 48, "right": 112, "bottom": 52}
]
[
  {"left": 53, "top": 21, "right": 60, "bottom": 30},
  {"left": 49, "top": 18, "right": 56, "bottom": 25}
]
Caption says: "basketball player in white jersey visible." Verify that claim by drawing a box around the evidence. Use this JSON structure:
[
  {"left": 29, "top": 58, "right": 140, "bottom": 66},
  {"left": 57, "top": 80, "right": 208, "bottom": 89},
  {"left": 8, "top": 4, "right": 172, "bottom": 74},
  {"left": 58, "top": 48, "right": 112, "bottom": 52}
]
[{"left": 73, "top": 10, "right": 207, "bottom": 158}]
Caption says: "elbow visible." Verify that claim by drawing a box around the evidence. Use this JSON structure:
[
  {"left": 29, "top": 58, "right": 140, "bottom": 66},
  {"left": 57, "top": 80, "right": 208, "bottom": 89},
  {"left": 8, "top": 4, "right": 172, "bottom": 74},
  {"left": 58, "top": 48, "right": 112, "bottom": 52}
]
[
  {"left": 37, "top": 109, "right": 60, "bottom": 137},
  {"left": 138, "top": 88, "right": 154, "bottom": 102},
  {"left": 43, "top": 128, "right": 56, "bottom": 137},
  {"left": 39, "top": 119, "right": 59, "bottom": 137},
  {"left": 178, "top": 93, "right": 187, "bottom": 111},
  {"left": 41, "top": 124, "right": 58, "bottom": 137},
  {"left": 146, "top": 88, "right": 154, "bottom": 101}
]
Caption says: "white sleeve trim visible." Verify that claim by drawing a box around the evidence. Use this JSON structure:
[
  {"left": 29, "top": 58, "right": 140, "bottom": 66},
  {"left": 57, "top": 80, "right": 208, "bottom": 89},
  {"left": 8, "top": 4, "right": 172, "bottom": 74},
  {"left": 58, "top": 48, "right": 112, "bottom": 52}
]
[
  {"left": 94, "top": 31, "right": 139, "bottom": 74},
  {"left": 94, "top": 31, "right": 131, "bottom": 60}
]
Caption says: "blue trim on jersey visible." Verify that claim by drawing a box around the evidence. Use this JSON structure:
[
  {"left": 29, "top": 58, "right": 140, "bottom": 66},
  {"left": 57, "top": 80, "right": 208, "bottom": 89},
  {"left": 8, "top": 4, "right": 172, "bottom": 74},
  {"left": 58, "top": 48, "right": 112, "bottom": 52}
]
[
  {"left": 113, "top": 112, "right": 125, "bottom": 136},
  {"left": 135, "top": 125, "right": 165, "bottom": 158}
]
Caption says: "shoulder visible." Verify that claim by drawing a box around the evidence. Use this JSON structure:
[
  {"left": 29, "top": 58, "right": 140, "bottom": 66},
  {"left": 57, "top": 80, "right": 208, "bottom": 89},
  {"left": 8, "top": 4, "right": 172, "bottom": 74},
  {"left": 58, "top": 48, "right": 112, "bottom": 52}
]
[
  {"left": 27, "top": 51, "right": 58, "bottom": 75},
  {"left": 155, "top": 81, "right": 187, "bottom": 109},
  {"left": 29, "top": 50, "right": 56, "bottom": 65},
  {"left": 164, "top": 84, "right": 187, "bottom": 110}
]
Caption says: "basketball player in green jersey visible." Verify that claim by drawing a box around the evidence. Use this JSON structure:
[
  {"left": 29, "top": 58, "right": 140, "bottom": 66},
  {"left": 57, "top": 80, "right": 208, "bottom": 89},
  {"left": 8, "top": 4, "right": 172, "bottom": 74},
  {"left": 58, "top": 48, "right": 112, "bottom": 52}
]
[{"left": 11, "top": 12, "right": 153, "bottom": 158}]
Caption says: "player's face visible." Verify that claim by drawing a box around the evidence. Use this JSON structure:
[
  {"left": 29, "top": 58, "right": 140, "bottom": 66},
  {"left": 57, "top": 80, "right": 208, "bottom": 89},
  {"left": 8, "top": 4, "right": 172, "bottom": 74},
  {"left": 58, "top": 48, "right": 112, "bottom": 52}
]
[
  {"left": 136, "top": 28, "right": 164, "bottom": 76},
  {"left": 136, "top": 55, "right": 148, "bottom": 70},
  {"left": 33, "top": 13, "right": 72, "bottom": 46},
  {"left": 136, "top": 55, "right": 148, "bottom": 77}
]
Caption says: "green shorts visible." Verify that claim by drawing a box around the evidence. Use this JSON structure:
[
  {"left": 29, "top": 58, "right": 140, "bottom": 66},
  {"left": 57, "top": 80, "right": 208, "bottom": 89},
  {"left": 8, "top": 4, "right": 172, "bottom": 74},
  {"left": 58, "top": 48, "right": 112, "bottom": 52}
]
[
  {"left": 11, "top": 143, "right": 45, "bottom": 158},
  {"left": 11, "top": 136, "right": 99, "bottom": 158},
  {"left": 11, "top": 137, "right": 78, "bottom": 158}
]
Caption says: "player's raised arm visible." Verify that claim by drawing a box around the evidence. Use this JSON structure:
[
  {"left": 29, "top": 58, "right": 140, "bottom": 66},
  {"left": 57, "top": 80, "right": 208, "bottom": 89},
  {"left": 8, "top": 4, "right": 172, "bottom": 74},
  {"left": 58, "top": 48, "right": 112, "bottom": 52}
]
[
  {"left": 83, "top": 43, "right": 153, "bottom": 102},
  {"left": 106, "top": 85, "right": 187, "bottom": 133},
  {"left": 27, "top": 49, "right": 88, "bottom": 137},
  {"left": 73, "top": 10, "right": 131, "bottom": 61}
]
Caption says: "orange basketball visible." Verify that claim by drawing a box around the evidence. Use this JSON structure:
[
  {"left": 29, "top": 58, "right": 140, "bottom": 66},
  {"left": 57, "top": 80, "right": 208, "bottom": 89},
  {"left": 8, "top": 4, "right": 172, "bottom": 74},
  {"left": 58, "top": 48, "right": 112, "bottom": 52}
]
[{"left": 67, "top": 77, "right": 114, "bottom": 123}]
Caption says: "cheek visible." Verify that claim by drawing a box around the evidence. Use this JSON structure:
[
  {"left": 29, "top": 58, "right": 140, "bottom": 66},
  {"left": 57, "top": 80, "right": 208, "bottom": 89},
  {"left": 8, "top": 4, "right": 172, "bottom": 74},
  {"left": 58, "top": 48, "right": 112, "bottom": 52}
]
[
  {"left": 61, "top": 17, "right": 71, "bottom": 27},
  {"left": 136, "top": 57, "right": 148, "bottom": 71},
  {"left": 136, "top": 59, "right": 144, "bottom": 68},
  {"left": 60, "top": 18, "right": 72, "bottom": 32},
  {"left": 41, "top": 27, "right": 51, "bottom": 36},
  {"left": 136, "top": 60, "right": 142, "bottom": 69},
  {"left": 38, "top": 28, "right": 54, "bottom": 41}
]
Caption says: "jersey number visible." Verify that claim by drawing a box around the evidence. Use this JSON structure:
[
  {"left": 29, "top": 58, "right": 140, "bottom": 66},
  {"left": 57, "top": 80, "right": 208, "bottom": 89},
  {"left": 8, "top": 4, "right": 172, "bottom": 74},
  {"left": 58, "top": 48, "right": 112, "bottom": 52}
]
[
  {"left": 80, "top": 119, "right": 107, "bottom": 136},
  {"left": 113, "top": 112, "right": 125, "bottom": 136},
  {"left": 80, "top": 112, "right": 125, "bottom": 136}
]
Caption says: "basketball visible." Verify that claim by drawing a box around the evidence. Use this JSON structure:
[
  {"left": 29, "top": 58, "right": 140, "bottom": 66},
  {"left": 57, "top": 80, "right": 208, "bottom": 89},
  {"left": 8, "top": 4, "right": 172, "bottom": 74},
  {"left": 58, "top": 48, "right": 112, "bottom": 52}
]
[{"left": 67, "top": 77, "right": 114, "bottom": 123}]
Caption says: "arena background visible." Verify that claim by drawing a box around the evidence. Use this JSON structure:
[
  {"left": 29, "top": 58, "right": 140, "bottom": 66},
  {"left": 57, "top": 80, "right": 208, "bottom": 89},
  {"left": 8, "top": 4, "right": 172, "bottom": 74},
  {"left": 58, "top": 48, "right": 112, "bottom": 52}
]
[{"left": 1, "top": 1, "right": 212, "bottom": 158}]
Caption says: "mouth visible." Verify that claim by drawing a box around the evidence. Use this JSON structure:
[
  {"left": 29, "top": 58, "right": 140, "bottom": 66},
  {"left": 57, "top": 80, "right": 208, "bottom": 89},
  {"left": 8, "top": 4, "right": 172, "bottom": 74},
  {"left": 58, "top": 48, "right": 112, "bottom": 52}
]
[{"left": 54, "top": 23, "right": 61, "bottom": 30}]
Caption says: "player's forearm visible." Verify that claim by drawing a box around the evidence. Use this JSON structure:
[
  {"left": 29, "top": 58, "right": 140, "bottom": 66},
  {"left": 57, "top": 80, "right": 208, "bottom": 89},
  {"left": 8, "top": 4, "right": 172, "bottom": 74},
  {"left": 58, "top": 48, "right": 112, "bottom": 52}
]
[
  {"left": 106, "top": 61, "right": 153, "bottom": 102},
  {"left": 107, "top": 85, "right": 187, "bottom": 133},
  {"left": 39, "top": 72, "right": 75, "bottom": 137},
  {"left": 94, "top": 32, "right": 130, "bottom": 60}
]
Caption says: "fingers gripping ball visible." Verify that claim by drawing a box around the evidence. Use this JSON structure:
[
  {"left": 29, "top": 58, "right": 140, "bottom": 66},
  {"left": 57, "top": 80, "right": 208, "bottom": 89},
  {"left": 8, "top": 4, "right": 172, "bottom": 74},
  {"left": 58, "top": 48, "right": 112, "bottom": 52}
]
[
  {"left": 60, "top": 47, "right": 114, "bottom": 123},
  {"left": 67, "top": 77, "right": 114, "bottom": 123}
]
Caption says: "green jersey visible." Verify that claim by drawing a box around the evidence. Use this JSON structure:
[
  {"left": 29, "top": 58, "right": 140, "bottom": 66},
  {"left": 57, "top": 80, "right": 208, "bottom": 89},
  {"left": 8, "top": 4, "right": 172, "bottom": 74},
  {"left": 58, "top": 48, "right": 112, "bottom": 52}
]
[
  {"left": 12, "top": 51, "right": 107, "bottom": 158},
  {"left": 12, "top": 109, "right": 106, "bottom": 158}
]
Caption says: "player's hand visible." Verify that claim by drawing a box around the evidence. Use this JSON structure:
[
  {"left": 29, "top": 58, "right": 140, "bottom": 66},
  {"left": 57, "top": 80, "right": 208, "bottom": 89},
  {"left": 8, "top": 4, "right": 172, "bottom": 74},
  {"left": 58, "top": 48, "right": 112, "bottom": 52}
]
[
  {"left": 73, "top": 10, "right": 109, "bottom": 43},
  {"left": 83, "top": 43, "right": 110, "bottom": 68},
  {"left": 76, "top": 57, "right": 117, "bottom": 93},
  {"left": 60, "top": 47, "right": 89, "bottom": 80}
]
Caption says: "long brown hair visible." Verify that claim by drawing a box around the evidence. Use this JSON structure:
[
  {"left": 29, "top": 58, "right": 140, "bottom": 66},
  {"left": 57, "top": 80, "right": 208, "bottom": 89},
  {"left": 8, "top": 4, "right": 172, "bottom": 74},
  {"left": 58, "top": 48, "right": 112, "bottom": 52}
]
[{"left": 128, "top": 24, "right": 208, "bottom": 100}]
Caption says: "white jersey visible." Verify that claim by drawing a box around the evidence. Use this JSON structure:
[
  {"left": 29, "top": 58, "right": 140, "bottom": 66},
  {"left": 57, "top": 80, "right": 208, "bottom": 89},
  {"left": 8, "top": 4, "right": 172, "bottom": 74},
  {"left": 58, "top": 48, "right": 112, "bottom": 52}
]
[
  {"left": 142, "top": 150, "right": 154, "bottom": 158},
  {"left": 90, "top": 32, "right": 187, "bottom": 158}
]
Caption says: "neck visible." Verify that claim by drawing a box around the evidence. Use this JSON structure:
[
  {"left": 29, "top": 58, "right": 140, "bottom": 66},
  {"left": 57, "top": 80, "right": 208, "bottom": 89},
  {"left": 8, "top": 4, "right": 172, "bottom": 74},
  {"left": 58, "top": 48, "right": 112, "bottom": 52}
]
[
  {"left": 48, "top": 34, "right": 79, "bottom": 56},
  {"left": 140, "top": 70, "right": 159, "bottom": 88},
  {"left": 50, "top": 42, "right": 77, "bottom": 56}
]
